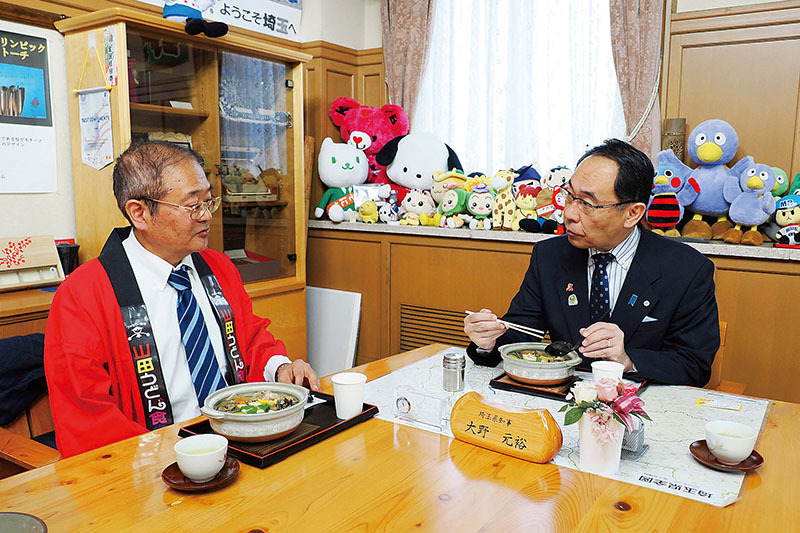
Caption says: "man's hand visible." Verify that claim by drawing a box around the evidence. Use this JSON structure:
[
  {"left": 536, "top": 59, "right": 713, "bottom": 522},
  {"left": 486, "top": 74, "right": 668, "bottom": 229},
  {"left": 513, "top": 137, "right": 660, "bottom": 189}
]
[
  {"left": 464, "top": 308, "right": 507, "bottom": 351},
  {"left": 578, "top": 321, "right": 633, "bottom": 371},
  {"left": 276, "top": 359, "right": 321, "bottom": 391}
]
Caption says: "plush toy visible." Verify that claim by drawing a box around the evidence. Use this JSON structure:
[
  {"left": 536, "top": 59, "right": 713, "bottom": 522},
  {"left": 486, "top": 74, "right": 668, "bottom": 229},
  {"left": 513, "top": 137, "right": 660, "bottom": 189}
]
[
  {"left": 512, "top": 184, "right": 541, "bottom": 231},
  {"left": 358, "top": 200, "right": 379, "bottom": 223},
  {"left": 434, "top": 187, "right": 469, "bottom": 228},
  {"left": 533, "top": 186, "right": 566, "bottom": 234},
  {"left": 722, "top": 156, "right": 776, "bottom": 245},
  {"left": 788, "top": 173, "right": 800, "bottom": 196},
  {"left": 465, "top": 182, "right": 495, "bottom": 230},
  {"left": 659, "top": 119, "right": 739, "bottom": 239},
  {"left": 315, "top": 137, "right": 369, "bottom": 223},
  {"left": 511, "top": 165, "right": 543, "bottom": 197},
  {"left": 774, "top": 195, "right": 800, "bottom": 246},
  {"left": 431, "top": 168, "right": 468, "bottom": 204},
  {"left": 378, "top": 201, "right": 399, "bottom": 223},
  {"left": 491, "top": 169, "right": 520, "bottom": 231},
  {"left": 376, "top": 132, "right": 463, "bottom": 202},
  {"left": 328, "top": 98, "right": 410, "bottom": 185},
  {"left": 399, "top": 189, "right": 436, "bottom": 226},
  {"left": 771, "top": 167, "right": 789, "bottom": 197},
  {"left": 646, "top": 160, "right": 697, "bottom": 237},
  {"left": 542, "top": 166, "right": 572, "bottom": 190},
  {"left": 162, "top": 1, "right": 228, "bottom": 37}
]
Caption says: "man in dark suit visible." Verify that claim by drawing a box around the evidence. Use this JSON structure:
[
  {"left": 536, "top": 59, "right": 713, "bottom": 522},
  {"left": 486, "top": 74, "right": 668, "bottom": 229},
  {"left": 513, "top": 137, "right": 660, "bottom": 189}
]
[{"left": 464, "top": 139, "right": 719, "bottom": 386}]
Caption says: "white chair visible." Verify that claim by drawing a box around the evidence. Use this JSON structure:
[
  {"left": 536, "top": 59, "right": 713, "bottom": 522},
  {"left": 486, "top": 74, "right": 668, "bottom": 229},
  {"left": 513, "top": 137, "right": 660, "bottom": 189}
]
[{"left": 306, "top": 287, "right": 361, "bottom": 378}]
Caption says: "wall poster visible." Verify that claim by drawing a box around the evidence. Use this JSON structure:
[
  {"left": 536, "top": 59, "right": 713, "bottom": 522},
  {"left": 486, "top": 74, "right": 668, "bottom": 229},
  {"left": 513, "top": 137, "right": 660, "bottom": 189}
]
[{"left": 0, "top": 29, "right": 57, "bottom": 193}]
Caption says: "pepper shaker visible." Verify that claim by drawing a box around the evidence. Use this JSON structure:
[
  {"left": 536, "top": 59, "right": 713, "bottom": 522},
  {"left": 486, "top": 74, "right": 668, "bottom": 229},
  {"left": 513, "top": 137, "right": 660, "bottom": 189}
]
[{"left": 442, "top": 352, "right": 465, "bottom": 392}]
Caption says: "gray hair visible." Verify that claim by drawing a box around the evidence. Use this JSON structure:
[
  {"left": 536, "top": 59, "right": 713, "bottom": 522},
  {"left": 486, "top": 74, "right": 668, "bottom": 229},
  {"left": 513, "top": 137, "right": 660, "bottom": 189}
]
[{"left": 112, "top": 141, "right": 204, "bottom": 222}]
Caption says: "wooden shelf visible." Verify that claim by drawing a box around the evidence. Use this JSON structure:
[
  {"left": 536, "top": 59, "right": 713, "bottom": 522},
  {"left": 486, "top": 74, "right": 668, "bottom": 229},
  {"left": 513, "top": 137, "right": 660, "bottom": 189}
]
[
  {"left": 223, "top": 200, "right": 289, "bottom": 208},
  {"left": 129, "top": 102, "right": 210, "bottom": 119}
]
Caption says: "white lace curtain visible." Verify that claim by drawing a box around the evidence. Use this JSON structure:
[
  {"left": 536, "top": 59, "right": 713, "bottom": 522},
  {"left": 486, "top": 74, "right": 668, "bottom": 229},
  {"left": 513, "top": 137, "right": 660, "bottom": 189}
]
[{"left": 413, "top": 0, "right": 627, "bottom": 175}]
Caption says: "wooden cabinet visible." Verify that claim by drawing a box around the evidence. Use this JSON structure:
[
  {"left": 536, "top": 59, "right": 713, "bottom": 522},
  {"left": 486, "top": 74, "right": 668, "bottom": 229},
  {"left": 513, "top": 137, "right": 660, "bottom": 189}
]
[{"left": 55, "top": 9, "right": 310, "bottom": 356}]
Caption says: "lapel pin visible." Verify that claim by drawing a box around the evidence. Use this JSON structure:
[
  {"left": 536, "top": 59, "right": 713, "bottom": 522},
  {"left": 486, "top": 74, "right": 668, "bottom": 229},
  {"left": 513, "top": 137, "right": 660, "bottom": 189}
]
[
  {"left": 644, "top": 300, "right": 650, "bottom": 307},
  {"left": 566, "top": 282, "right": 574, "bottom": 292},
  {"left": 568, "top": 294, "right": 578, "bottom": 306},
  {"left": 628, "top": 294, "right": 638, "bottom": 306}
]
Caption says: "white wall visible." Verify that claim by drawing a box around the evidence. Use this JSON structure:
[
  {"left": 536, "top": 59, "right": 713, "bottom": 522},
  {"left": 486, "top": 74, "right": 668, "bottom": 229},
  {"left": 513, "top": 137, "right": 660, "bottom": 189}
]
[
  {"left": 677, "top": 0, "right": 775, "bottom": 11},
  {"left": 0, "top": 20, "right": 76, "bottom": 241},
  {"left": 299, "top": 0, "right": 382, "bottom": 49}
]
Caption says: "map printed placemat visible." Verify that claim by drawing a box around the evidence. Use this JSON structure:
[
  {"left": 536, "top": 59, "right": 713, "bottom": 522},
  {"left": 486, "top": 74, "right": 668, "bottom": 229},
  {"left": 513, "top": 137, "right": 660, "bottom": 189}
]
[{"left": 363, "top": 348, "right": 771, "bottom": 508}]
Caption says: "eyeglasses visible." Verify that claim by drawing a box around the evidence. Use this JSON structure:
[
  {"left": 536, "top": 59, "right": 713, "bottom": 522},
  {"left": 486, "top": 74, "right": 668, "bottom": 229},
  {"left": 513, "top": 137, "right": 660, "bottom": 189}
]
[
  {"left": 145, "top": 196, "right": 221, "bottom": 220},
  {"left": 562, "top": 185, "right": 633, "bottom": 214}
]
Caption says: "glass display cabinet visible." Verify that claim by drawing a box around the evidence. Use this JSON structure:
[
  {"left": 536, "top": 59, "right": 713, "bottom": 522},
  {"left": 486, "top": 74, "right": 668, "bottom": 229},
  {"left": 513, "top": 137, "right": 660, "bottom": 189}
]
[{"left": 56, "top": 8, "right": 309, "bottom": 287}]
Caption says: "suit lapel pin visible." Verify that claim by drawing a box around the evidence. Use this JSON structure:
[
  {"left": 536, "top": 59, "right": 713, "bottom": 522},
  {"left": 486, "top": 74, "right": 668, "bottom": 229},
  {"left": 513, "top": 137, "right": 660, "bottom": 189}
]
[
  {"left": 568, "top": 294, "right": 578, "bottom": 306},
  {"left": 644, "top": 300, "right": 650, "bottom": 307},
  {"left": 628, "top": 294, "right": 638, "bottom": 306},
  {"left": 566, "top": 282, "right": 574, "bottom": 292}
]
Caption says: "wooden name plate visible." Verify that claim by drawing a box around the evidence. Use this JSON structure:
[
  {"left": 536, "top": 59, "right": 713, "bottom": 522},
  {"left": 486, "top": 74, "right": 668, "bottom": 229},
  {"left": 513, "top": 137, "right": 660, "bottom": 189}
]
[
  {"left": 0, "top": 235, "right": 65, "bottom": 292},
  {"left": 450, "top": 392, "right": 562, "bottom": 463}
]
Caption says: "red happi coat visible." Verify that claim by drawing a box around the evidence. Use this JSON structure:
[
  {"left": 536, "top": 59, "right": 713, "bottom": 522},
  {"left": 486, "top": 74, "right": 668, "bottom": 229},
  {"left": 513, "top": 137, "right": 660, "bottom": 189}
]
[{"left": 44, "top": 248, "right": 286, "bottom": 458}]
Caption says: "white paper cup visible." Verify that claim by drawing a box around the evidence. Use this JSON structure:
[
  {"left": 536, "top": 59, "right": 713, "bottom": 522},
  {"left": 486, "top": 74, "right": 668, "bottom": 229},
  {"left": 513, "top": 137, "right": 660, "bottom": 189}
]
[
  {"left": 592, "top": 361, "right": 625, "bottom": 382},
  {"left": 705, "top": 420, "right": 758, "bottom": 465},
  {"left": 331, "top": 371, "right": 367, "bottom": 419},
  {"left": 174, "top": 434, "right": 228, "bottom": 482}
]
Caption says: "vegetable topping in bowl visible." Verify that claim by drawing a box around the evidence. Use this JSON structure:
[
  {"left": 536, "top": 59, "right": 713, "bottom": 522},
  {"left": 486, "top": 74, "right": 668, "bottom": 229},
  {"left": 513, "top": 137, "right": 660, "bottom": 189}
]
[
  {"left": 215, "top": 390, "right": 299, "bottom": 414},
  {"left": 507, "top": 349, "right": 570, "bottom": 363}
]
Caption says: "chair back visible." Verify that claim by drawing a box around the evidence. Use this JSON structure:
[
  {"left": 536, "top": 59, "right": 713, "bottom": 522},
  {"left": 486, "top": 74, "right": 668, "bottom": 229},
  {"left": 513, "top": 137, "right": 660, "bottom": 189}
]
[
  {"left": 707, "top": 322, "right": 727, "bottom": 389},
  {"left": 306, "top": 286, "right": 361, "bottom": 377}
]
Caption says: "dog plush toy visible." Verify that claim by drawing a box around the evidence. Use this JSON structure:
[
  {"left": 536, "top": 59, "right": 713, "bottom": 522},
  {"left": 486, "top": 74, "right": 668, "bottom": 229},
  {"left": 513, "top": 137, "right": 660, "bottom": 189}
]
[
  {"left": 328, "top": 98, "right": 410, "bottom": 185},
  {"left": 722, "top": 156, "right": 776, "bottom": 245},
  {"left": 162, "top": 1, "right": 228, "bottom": 37},
  {"left": 315, "top": 137, "right": 368, "bottom": 223},
  {"left": 376, "top": 132, "right": 463, "bottom": 202}
]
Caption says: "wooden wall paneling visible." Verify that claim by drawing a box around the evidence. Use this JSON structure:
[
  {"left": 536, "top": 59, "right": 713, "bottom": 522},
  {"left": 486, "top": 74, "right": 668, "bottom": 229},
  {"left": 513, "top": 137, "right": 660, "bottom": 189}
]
[
  {"left": 665, "top": 5, "right": 800, "bottom": 175},
  {"left": 306, "top": 232, "right": 384, "bottom": 365},
  {"left": 710, "top": 255, "right": 800, "bottom": 403},
  {"left": 388, "top": 239, "right": 532, "bottom": 356},
  {"left": 251, "top": 288, "right": 308, "bottom": 362}
]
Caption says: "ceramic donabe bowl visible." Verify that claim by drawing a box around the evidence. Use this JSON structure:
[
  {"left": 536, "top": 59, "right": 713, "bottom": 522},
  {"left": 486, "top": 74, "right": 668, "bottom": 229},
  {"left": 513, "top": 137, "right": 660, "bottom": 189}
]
[
  {"left": 201, "top": 383, "right": 308, "bottom": 443},
  {"left": 499, "top": 342, "right": 582, "bottom": 385}
]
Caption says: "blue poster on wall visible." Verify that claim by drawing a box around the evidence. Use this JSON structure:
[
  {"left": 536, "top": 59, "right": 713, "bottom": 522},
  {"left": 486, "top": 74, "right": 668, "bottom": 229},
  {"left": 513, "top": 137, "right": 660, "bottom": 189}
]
[{"left": 0, "top": 30, "right": 52, "bottom": 127}]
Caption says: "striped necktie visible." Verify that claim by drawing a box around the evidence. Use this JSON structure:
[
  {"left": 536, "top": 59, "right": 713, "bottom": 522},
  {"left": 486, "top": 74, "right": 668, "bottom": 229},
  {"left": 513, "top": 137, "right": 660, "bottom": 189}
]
[
  {"left": 167, "top": 266, "right": 225, "bottom": 407},
  {"left": 590, "top": 253, "right": 614, "bottom": 323}
]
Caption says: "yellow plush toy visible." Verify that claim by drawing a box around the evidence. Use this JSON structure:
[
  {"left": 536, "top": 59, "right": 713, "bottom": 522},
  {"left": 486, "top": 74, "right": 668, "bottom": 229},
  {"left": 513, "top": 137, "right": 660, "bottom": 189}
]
[
  {"left": 358, "top": 200, "right": 379, "bottom": 223},
  {"left": 512, "top": 184, "right": 540, "bottom": 231}
]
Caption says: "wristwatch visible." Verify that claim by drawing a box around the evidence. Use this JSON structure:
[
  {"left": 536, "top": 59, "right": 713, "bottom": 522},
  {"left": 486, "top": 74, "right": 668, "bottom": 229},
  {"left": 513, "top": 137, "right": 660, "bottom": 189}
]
[{"left": 275, "top": 362, "right": 291, "bottom": 380}]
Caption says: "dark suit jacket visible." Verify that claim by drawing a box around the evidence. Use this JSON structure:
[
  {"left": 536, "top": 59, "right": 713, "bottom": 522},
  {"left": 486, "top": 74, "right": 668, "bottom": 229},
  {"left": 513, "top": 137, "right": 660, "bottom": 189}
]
[{"left": 467, "top": 229, "right": 720, "bottom": 386}]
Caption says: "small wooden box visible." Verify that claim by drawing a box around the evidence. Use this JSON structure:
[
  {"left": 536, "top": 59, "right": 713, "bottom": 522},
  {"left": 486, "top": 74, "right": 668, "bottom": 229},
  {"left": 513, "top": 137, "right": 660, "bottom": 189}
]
[{"left": 0, "top": 235, "right": 65, "bottom": 292}]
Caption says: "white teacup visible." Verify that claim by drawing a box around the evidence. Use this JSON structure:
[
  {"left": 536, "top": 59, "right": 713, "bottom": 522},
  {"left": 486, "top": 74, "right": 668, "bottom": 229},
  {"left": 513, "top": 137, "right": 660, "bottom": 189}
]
[
  {"left": 592, "top": 360, "right": 624, "bottom": 382},
  {"left": 331, "top": 371, "right": 367, "bottom": 419},
  {"left": 705, "top": 420, "right": 758, "bottom": 465},
  {"left": 174, "top": 434, "right": 228, "bottom": 482}
]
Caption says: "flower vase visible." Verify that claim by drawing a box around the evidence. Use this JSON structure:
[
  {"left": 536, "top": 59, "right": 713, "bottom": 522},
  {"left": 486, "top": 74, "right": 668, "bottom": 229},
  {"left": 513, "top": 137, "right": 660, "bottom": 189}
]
[{"left": 578, "top": 412, "right": 624, "bottom": 475}]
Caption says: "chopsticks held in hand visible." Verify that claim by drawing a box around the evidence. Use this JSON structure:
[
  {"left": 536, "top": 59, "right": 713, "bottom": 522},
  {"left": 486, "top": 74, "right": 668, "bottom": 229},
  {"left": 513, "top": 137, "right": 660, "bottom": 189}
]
[{"left": 464, "top": 310, "right": 545, "bottom": 340}]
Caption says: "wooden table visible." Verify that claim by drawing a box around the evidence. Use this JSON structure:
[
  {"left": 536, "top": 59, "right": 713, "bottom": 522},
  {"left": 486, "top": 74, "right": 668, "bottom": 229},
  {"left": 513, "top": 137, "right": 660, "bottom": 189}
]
[{"left": 1, "top": 344, "right": 797, "bottom": 532}]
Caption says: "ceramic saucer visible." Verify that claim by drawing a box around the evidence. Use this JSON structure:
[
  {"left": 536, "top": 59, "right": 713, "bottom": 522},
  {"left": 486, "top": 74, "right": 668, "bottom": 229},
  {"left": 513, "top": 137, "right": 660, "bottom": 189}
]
[
  {"left": 689, "top": 440, "right": 764, "bottom": 472},
  {"left": 162, "top": 456, "right": 240, "bottom": 492}
]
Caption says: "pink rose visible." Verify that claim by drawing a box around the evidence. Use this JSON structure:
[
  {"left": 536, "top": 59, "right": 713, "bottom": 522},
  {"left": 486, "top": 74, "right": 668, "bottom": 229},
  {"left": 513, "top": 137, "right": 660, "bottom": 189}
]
[{"left": 596, "top": 378, "right": 620, "bottom": 402}]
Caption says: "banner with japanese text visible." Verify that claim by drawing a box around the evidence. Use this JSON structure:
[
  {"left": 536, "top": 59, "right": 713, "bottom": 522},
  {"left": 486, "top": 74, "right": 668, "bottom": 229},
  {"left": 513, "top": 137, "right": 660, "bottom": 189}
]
[
  {"left": 0, "top": 29, "right": 57, "bottom": 193},
  {"left": 137, "top": 0, "right": 302, "bottom": 41}
]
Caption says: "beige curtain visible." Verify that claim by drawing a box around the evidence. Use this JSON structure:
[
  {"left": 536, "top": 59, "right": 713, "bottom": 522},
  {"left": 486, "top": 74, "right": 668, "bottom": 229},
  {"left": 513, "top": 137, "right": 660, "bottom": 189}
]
[
  {"left": 381, "top": 0, "right": 437, "bottom": 127},
  {"left": 609, "top": 0, "right": 663, "bottom": 158}
]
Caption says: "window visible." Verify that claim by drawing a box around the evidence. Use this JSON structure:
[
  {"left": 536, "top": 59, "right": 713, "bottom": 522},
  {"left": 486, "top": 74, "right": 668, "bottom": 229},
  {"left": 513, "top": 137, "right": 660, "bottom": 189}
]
[{"left": 414, "top": 0, "right": 626, "bottom": 174}]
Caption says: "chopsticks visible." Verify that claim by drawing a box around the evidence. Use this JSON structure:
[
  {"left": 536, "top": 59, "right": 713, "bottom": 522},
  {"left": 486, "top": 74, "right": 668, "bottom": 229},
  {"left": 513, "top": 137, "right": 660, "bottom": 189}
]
[{"left": 464, "top": 310, "right": 545, "bottom": 339}]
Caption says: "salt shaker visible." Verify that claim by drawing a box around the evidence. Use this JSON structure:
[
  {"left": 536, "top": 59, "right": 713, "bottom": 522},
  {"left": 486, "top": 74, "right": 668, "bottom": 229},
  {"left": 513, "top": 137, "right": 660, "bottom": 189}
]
[{"left": 442, "top": 352, "right": 465, "bottom": 392}]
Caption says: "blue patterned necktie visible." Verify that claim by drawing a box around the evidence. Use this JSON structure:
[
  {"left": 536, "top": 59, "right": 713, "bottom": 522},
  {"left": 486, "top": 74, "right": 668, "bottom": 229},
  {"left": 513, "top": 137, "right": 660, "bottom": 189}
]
[
  {"left": 590, "top": 253, "right": 614, "bottom": 323},
  {"left": 167, "top": 266, "right": 225, "bottom": 407}
]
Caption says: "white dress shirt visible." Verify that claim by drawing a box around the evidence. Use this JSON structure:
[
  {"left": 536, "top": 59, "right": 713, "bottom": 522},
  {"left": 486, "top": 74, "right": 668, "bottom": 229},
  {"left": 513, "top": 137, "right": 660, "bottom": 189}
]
[
  {"left": 586, "top": 226, "right": 640, "bottom": 316},
  {"left": 123, "top": 232, "right": 290, "bottom": 422}
]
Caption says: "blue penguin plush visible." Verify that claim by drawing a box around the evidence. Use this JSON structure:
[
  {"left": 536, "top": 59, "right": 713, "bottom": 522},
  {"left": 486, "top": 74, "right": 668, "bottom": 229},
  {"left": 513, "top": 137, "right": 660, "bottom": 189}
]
[
  {"left": 659, "top": 119, "right": 740, "bottom": 239},
  {"left": 645, "top": 153, "right": 697, "bottom": 237},
  {"left": 722, "top": 156, "right": 776, "bottom": 245}
]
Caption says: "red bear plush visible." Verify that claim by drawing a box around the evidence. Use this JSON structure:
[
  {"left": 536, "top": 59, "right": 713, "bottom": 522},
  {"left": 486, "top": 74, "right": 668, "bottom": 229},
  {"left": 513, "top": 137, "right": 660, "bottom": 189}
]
[{"left": 328, "top": 97, "right": 410, "bottom": 184}]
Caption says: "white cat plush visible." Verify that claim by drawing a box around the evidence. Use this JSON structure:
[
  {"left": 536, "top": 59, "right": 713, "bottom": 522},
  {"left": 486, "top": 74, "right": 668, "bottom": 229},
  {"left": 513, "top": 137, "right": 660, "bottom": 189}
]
[{"left": 315, "top": 137, "right": 369, "bottom": 222}]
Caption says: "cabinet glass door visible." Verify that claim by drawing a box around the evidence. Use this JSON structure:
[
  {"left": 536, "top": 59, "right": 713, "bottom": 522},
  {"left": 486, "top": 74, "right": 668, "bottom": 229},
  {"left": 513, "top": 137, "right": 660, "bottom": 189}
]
[{"left": 217, "top": 51, "right": 295, "bottom": 282}]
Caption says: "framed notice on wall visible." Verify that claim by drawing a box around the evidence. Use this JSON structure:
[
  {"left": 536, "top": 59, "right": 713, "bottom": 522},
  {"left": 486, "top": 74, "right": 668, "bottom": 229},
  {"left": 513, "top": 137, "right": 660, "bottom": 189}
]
[{"left": 0, "top": 29, "right": 57, "bottom": 193}]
